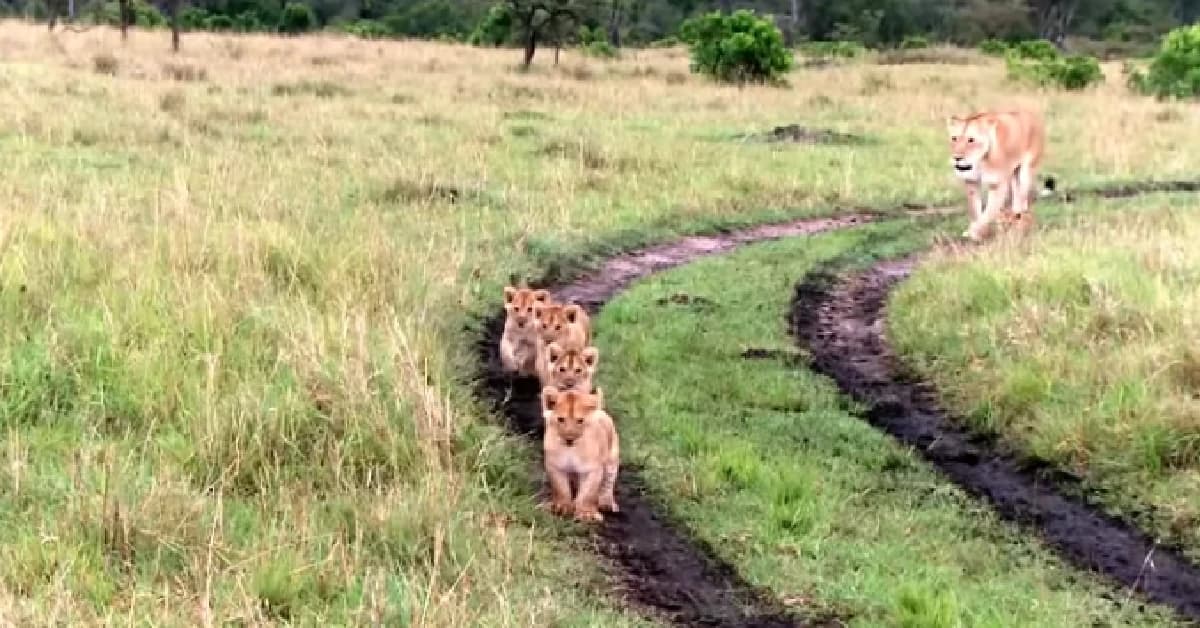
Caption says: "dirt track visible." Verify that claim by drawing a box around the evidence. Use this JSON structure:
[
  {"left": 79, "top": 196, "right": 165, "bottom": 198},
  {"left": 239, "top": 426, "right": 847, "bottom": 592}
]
[
  {"left": 790, "top": 258, "right": 1200, "bottom": 622},
  {"left": 470, "top": 179, "right": 1200, "bottom": 627},
  {"left": 475, "top": 214, "right": 873, "bottom": 627}
]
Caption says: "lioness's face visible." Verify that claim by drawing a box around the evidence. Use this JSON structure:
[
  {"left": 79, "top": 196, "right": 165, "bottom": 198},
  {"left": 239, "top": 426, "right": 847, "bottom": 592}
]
[
  {"left": 542, "top": 386, "right": 600, "bottom": 445},
  {"left": 946, "top": 116, "right": 991, "bottom": 178},
  {"left": 504, "top": 287, "right": 549, "bottom": 331}
]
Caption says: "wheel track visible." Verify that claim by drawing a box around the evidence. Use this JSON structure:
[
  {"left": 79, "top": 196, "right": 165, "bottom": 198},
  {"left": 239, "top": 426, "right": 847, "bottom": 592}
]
[
  {"left": 790, "top": 257, "right": 1200, "bottom": 624},
  {"left": 470, "top": 180, "right": 1200, "bottom": 627}
]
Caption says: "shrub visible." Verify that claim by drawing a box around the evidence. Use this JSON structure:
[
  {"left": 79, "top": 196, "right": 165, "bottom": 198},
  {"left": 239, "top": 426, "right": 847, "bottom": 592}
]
[
  {"left": 1130, "top": 24, "right": 1200, "bottom": 99},
  {"left": 900, "top": 35, "right": 929, "bottom": 50},
  {"left": 232, "top": 11, "right": 262, "bottom": 31},
  {"left": 583, "top": 40, "right": 618, "bottom": 59},
  {"left": 1007, "top": 50, "right": 1105, "bottom": 90},
  {"left": 651, "top": 36, "right": 678, "bottom": 48},
  {"left": 278, "top": 2, "right": 316, "bottom": 34},
  {"left": 679, "top": 10, "right": 793, "bottom": 84},
  {"left": 88, "top": 0, "right": 165, "bottom": 27},
  {"left": 1010, "top": 39, "right": 1060, "bottom": 61},
  {"left": 467, "top": 3, "right": 512, "bottom": 47},
  {"left": 205, "top": 14, "right": 234, "bottom": 31},
  {"left": 178, "top": 6, "right": 209, "bottom": 30},
  {"left": 337, "top": 19, "right": 390, "bottom": 38},
  {"left": 979, "top": 38, "right": 1008, "bottom": 56}
]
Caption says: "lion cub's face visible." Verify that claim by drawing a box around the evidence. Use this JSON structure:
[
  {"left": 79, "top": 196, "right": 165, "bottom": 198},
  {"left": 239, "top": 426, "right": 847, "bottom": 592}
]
[
  {"left": 534, "top": 303, "right": 588, "bottom": 346},
  {"left": 546, "top": 342, "right": 598, "bottom": 393},
  {"left": 542, "top": 386, "right": 602, "bottom": 445},
  {"left": 946, "top": 115, "right": 993, "bottom": 178},
  {"left": 504, "top": 286, "right": 550, "bottom": 333}
]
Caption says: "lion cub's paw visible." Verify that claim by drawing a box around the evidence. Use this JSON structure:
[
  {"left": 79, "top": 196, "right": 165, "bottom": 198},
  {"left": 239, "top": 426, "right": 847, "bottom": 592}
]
[{"left": 599, "top": 497, "right": 620, "bottom": 513}]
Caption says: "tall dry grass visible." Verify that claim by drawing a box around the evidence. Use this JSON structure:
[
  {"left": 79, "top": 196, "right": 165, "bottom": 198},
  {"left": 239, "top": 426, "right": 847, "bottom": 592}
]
[{"left": 0, "top": 18, "right": 1198, "bottom": 623}]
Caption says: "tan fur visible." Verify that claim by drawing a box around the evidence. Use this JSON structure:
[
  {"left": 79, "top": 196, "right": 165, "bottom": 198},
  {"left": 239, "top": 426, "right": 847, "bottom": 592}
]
[
  {"left": 533, "top": 302, "right": 591, "bottom": 383},
  {"left": 541, "top": 386, "right": 620, "bottom": 522},
  {"left": 543, "top": 342, "right": 599, "bottom": 393},
  {"left": 500, "top": 286, "right": 551, "bottom": 377},
  {"left": 946, "top": 109, "right": 1046, "bottom": 241}
]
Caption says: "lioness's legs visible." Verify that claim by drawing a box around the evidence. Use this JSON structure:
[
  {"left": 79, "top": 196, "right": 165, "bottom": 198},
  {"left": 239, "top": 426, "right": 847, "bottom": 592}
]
[
  {"left": 546, "top": 465, "right": 574, "bottom": 516},
  {"left": 966, "top": 182, "right": 1010, "bottom": 241},
  {"left": 574, "top": 469, "right": 605, "bottom": 522},
  {"left": 1012, "top": 162, "right": 1035, "bottom": 217}
]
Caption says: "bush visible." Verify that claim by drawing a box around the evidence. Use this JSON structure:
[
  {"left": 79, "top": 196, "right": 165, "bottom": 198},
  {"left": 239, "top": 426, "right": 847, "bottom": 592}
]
[
  {"left": 278, "top": 2, "right": 317, "bottom": 34},
  {"left": 583, "top": 40, "right": 619, "bottom": 58},
  {"left": 1130, "top": 23, "right": 1200, "bottom": 99},
  {"left": 1007, "top": 50, "right": 1105, "bottom": 90},
  {"left": 650, "top": 36, "right": 678, "bottom": 48},
  {"left": 178, "top": 6, "right": 209, "bottom": 30},
  {"left": 205, "top": 14, "right": 234, "bottom": 31},
  {"left": 337, "top": 18, "right": 390, "bottom": 39},
  {"left": 979, "top": 38, "right": 1008, "bottom": 56},
  {"left": 467, "top": 3, "right": 512, "bottom": 47},
  {"left": 679, "top": 10, "right": 792, "bottom": 84},
  {"left": 899, "top": 35, "right": 929, "bottom": 50},
  {"left": 232, "top": 11, "right": 262, "bottom": 31},
  {"left": 1010, "top": 39, "right": 1060, "bottom": 61},
  {"left": 88, "top": 0, "right": 165, "bottom": 27}
]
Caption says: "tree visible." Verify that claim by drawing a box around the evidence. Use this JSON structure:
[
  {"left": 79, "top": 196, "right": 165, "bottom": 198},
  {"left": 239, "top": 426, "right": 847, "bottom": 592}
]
[
  {"left": 119, "top": 0, "right": 131, "bottom": 40},
  {"left": 1029, "top": 0, "right": 1081, "bottom": 47},
  {"left": 167, "top": 0, "right": 181, "bottom": 51},
  {"left": 500, "top": 0, "right": 597, "bottom": 67}
]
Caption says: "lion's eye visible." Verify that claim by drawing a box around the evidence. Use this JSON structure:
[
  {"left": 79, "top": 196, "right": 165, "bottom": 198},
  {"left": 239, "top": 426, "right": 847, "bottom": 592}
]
[
  {"left": 967, "top": 137, "right": 975, "bottom": 143},
  {"left": 576, "top": 418, "right": 584, "bottom": 425},
  {"left": 557, "top": 416, "right": 564, "bottom": 423},
  {"left": 950, "top": 136, "right": 958, "bottom": 142}
]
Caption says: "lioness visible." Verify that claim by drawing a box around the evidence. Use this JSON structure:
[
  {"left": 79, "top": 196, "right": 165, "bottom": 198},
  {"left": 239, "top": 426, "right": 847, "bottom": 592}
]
[
  {"left": 500, "top": 286, "right": 551, "bottom": 377},
  {"left": 946, "top": 109, "right": 1054, "bottom": 241},
  {"left": 541, "top": 386, "right": 620, "bottom": 522},
  {"left": 543, "top": 341, "right": 599, "bottom": 393}
]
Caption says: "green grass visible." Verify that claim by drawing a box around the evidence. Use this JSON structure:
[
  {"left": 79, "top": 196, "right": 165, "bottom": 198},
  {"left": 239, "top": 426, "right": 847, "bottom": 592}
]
[
  {"left": 594, "top": 214, "right": 1179, "bottom": 627},
  {"left": 5, "top": 17, "right": 1200, "bottom": 624},
  {"left": 890, "top": 193, "right": 1200, "bottom": 563}
]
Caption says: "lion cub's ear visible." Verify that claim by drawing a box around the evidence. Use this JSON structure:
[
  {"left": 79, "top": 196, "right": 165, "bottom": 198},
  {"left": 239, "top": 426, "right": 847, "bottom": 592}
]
[
  {"left": 532, "top": 289, "right": 550, "bottom": 303},
  {"left": 503, "top": 286, "right": 517, "bottom": 305},
  {"left": 581, "top": 347, "right": 599, "bottom": 368},
  {"left": 582, "top": 388, "right": 601, "bottom": 413},
  {"left": 563, "top": 304, "right": 583, "bottom": 324},
  {"left": 541, "top": 386, "right": 561, "bottom": 413},
  {"left": 547, "top": 342, "right": 564, "bottom": 365}
]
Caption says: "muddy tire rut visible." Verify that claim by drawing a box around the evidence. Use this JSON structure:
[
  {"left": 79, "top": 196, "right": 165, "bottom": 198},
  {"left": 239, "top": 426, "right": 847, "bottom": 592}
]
[
  {"left": 790, "top": 259, "right": 1200, "bottom": 622},
  {"left": 470, "top": 179, "right": 1200, "bottom": 627},
  {"left": 476, "top": 214, "right": 873, "bottom": 627}
]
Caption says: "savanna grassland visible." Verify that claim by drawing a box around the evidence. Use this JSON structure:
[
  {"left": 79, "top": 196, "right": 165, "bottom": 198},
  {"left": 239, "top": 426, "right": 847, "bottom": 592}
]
[{"left": 2, "top": 17, "right": 1200, "bottom": 625}]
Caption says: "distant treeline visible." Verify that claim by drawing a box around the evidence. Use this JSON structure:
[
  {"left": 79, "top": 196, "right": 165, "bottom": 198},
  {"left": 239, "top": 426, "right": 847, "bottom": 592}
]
[{"left": 8, "top": 0, "right": 1200, "bottom": 50}]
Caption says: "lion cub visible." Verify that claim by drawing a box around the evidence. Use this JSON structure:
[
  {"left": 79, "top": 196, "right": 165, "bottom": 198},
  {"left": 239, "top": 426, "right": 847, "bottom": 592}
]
[
  {"left": 533, "top": 302, "right": 591, "bottom": 384},
  {"left": 541, "top": 386, "right": 620, "bottom": 522},
  {"left": 544, "top": 342, "right": 599, "bottom": 393},
  {"left": 500, "top": 286, "right": 551, "bottom": 377}
]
